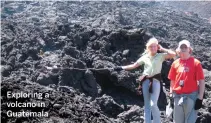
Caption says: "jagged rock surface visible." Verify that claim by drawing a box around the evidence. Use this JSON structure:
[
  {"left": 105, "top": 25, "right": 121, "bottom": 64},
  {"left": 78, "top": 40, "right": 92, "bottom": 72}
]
[{"left": 1, "top": 1, "right": 211, "bottom": 123}]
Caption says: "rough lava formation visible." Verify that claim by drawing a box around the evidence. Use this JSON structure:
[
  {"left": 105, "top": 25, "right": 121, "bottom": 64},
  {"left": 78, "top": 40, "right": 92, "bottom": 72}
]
[{"left": 1, "top": 1, "right": 211, "bottom": 123}]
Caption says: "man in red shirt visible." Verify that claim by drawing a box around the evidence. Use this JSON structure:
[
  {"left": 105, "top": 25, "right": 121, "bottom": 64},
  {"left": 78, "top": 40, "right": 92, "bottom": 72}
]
[{"left": 168, "top": 40, "right": 205, "bottom": 123}]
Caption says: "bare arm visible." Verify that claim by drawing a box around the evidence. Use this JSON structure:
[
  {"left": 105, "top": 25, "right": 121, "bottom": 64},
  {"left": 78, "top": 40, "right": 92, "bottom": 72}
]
[
  {"left": 122, "top": 62, "right": 140, "bottom": 71},
  {"left": 159, "top": 45, "right": 176, "bottom": 59},
  {"left": 169, "top": 80, "right": 174, "bottom": 96},
  {"left": 198, "top": 79, "right": 205, "bottom": 100}
]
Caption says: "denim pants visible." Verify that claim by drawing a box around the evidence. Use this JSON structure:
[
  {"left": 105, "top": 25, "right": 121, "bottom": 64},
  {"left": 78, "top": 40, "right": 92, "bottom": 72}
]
[
  {"left": 173, "top": 91, "right": 198, "bottom": 123},
  {"left": 142, "top": 79, "right": 161, "bottom": 123}
]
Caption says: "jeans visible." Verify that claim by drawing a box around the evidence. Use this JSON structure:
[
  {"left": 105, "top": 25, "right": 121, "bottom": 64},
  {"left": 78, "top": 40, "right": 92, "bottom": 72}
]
[
  {"left": 142, "top": 79, "right": 161, "bottom": 123},
  {"left": 173, "top": 91, "right": 198, "bottom": 123}
]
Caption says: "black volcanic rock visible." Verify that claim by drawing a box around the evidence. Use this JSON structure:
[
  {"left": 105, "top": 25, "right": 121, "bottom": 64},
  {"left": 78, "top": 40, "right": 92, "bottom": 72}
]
[
  {"left": 1, "top": 1, "right": 211, "bottom": 123},
  {"left": 117, "top": 105, "right": 144, "bottom": 122},
  {"left": 94, "top": 94, "right": 124, "bottom": 118},
  {"left": 1, "top": 79, "right": 115, "bottom": 123}
]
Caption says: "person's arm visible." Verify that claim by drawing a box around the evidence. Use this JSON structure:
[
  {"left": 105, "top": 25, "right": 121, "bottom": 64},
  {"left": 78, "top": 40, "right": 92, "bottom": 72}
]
[
  {"left": 122, "top": 62, "right": 140, "bottom": 71},
  {"left": 159, "top": 45, "right": 176, "bottom": 59},
  {"left": 195, "top": 61, "right": 205, "bottom": 100},
  {"left": 170, "top": 81, "right": 174, "bottom": 94},
  {"left": 114, "top": 55, "right": 144, "bottom": 71},
  {"left": 168, "top": 62, "right": 176, "bottom": 97},
  {"left": 195, "top": 79, "right": 205, "bottom": 110},
  {"left": 198, "top": 79, "right": 205, "bottom": 100},
  {"left": 193, "top": 60, "right": 205, "bottom": 110},
  {"left": 121, "top": 55, "right": 145, "bottom": 70}
]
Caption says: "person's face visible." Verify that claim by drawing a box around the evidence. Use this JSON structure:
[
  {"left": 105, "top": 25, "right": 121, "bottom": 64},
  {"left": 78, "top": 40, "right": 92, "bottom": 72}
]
[
  {"left": 179, "top": 44, "right": 190, "bottom": 56},
  {"left": 148, "top": 43, "right": 158, "bottom": 54}
]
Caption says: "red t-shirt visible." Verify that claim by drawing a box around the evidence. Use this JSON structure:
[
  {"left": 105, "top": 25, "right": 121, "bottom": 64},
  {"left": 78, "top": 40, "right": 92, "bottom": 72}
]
[{"left": 168, "top": 57, "right": 204, "bottom": 94}]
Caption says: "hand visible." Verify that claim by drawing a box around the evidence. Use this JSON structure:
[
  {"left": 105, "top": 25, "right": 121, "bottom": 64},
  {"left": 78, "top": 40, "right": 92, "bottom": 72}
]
[
  {"left": 168, "top": 92, "right": 173, "bottom": 98},
  {"left": 158, "top": 44, "right": 163, "bottom": 51},
  {"left": 114, "top": 66, "right": 123, "bottom": 71},
  {"left": 194, "top": 98, "right": 203, "bottom": 110},
  {"left": 167, "top": 92, "right": 173, "bottom": 97}
]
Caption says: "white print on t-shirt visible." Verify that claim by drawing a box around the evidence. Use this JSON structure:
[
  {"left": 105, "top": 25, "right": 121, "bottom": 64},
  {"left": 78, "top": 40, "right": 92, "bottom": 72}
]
[{"left": 178, "top": 66, "right": 189, "bottom": 72}]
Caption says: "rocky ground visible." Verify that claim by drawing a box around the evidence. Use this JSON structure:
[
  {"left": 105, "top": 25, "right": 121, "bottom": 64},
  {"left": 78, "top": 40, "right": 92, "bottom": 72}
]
[
  {"left": 161, "top": 1, "right": 211, "bottom": 20},
  {"left": 1, "top": 1, "right": 211, "bottom": 123}
]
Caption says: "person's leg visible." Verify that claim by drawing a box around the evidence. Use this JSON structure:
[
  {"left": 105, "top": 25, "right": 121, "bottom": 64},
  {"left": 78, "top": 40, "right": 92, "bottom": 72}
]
[
  {"left": 173, "top": 97, "right": 185, "bottom": 123},
  {"left": 142, "top": 79, "right": 151, "bottom": 123},
  {"left": 184, "top": 98, "right": 198, "bottom": 123},
  {"left": 150, "top": 79, "right": 161, "bottom": 123}
]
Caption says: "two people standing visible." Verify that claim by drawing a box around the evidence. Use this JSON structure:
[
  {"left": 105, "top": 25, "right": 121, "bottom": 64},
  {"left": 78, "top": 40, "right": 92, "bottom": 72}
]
[
  {"left": 114, "top": 38, "right": 205, "bottom": 123},
  {"left": 114, "top": 37, "right": 176, "bottom": 123}
]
